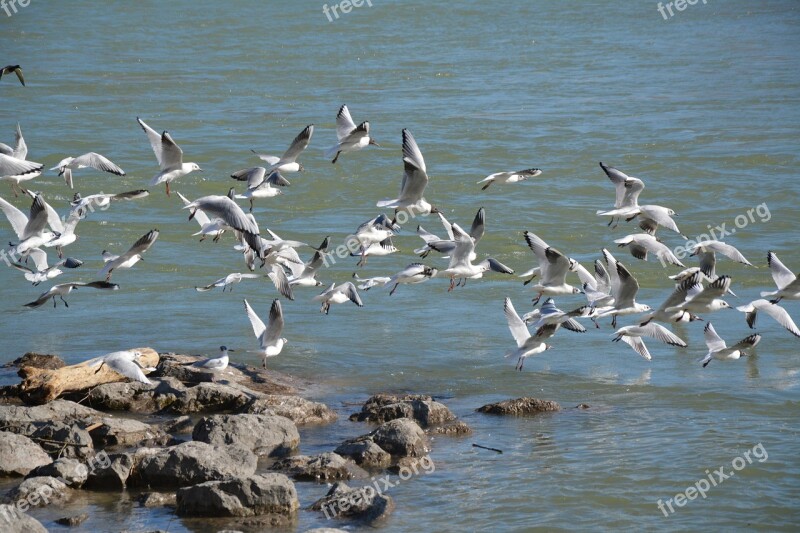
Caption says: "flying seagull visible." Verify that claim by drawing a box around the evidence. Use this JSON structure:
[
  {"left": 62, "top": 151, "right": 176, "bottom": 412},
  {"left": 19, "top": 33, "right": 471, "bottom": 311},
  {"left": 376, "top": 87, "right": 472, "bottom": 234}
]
[
  {"left": 761, "top": 251, "right": 800, "bottom": 303},
  {"left": 612, "top": 323, "right": 687, "bottom": 361},
  {"left": 51, "top": 153, "right": 126, "bottom": 190},
  {"left": 700, "top": 323, "right": 761, "bottom": 367},
  {"left": 377, "top": 129, "right": 439, "bottom": 222},
  {"left": 313, "top": 282, "right": 363, "bottom": 314},
  {"left": 137, "top": 117, "right": 202, "bottom": 196},
  {"left": 243, "top": 298, "right": 287, "bottom": 367},
  {"left": 523, "top": 231, "right": 583, "bottom": 305},
  {"left": 503, "top": 297, "right": 556, "bottom": 371},
  {"left": 0, "top": 65, "right": 24, "bottom": 86},
  {"left": 325, "top": 105, "right": 378, "bottom": 164},
  {"left": 0, "top": 153, "right": 43, "bottom": 197},
  {"left": 23, "top": 280, "right": 119, "bottom": 308},
  {"left": 736, "top": 299, "right": 800, "bottom": 338},
  {"left": 99, "top": 229, "right": 159, "bottom": 280},
  {"left": 231, "top": 167, "right": 290, "bottom": 212},
  {"left": 477, "top": 168, "right": 542, "bottom": 190},
  {"left": 0, "top": 124, "right": 41, "bottom": 196},
  {"left": 70, "top": 189, "right": 149, "bottom": 217},
  {"left": 252, "top": 124, "right": 314, "bottom": 174},
  {"left": 195, "top": 272, "right": 261, "bottom": 292}
]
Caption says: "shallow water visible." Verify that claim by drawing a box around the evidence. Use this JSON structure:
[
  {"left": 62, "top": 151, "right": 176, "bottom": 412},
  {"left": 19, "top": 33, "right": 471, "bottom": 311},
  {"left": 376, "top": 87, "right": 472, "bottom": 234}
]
[{"left": 1, "top": 0, "right": 800, "bottom": 531}]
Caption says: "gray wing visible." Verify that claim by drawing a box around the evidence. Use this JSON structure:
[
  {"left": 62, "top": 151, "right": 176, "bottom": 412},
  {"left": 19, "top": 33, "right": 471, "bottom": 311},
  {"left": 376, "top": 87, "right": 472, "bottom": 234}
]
[
  {"left": 137, "top": 117, "right": 164, "bottom": 167},
  {"left": 704, "top": 241, "right": 752, "bottom": 266},
  {"left": 160, "top": 131, "right": 184, "bottom": 170},
  {"left": 696, "top": 250, "right": 716, "bottom": 279},
  {"left": 23, "top": 194, "right": 49, "bottom": 239},
  {"left": 340, "top": 282, "right": 363, "bottom": 306},
  {"left": 111, "top": 189, "right": 149, "bottom": 201},
  {"left": 267, "top": 263, "right": 294, "bottom": 301},
  {"left": 703, "top": 322, "right": 727, "bottom": 351},
  {"left": 0, "top": 153, "right": 42, "bottom": 178},
  {"left": 640, "top": 323, "right": 687, "bottom": 347},
  {"left": 13, "top": 123, "right": 27, "bottom": 159},
  {"left": 615, "top": 262, "right": 640, "bottom": 307},
  {"left": 620, "top": 335, "right": 651, "bottom": 360},
  {"left": 73, "top": 152, "right": 125, "bottom": 176},
  {"left": 767, "top": 251, "right": 796, "bottom": 290},
  {"left": 336, "top": 105, "right": 357, "bottom": 141},
  {"left": 125, "top": 229, "right": 159, "bottom": 257},
  {"left": 264, "top": 299, "right": 285, "bottom": 343},
  {"left": 0, "top": 195, "right": 29, "bottom": 238},
  {"left": 446, "top": 223, "right": 474, "bottom": 268},
  {"left": 469, "top": 207, "right": 486, "bottom": 242},
  {"left": 504, "top": 297, "right": 530, "bottom": 347},
  {"left": 398, "top": 129, "right": 429, "bottom": 202},
  {"left": 231, "top": 167, "right": 267, "bottom": 189},
  {"left": 281, "top": 124, "right": 313, "bottom": 163},
  {"left": 194, "top": 196, "right": 258, "bottom": 234}
]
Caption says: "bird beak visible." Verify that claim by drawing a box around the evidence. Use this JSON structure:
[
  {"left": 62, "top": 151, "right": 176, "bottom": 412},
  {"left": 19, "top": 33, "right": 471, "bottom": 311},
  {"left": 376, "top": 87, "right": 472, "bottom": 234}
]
[{"left": 227, "top": 349, "right": 236, "bottom": 352}]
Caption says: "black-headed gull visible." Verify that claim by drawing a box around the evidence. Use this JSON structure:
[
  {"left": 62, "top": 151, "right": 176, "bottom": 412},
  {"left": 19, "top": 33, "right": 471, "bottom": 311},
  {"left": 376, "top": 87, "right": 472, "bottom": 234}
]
[
  {"left": 137, "top": 117, "right": 202, "bottom": 196},
  {"left": 70, "top": 189, "right": 149, "bottom": 218},
  {"left": 522, "top": 298, "right": 589, "bottom": 333},
  {"left": 0, "top": 65, "right": 24, "bottom": 86},
  {"left": 523, "top": 231, "right": 583, "bottom": 305},
  {"left": 326, "top": 105, "right": 378, "bottom": 164},
  {"left": 313, "top": 281, "right": 363, "bottom": 314},
  {"left": 195, "top": 272, "right": 261, "bottom": 292},
  {"left": 231, "top": 167, "right": 290, "bottom": 212},
  {"left": 1, "top": 193, "right": 60, "bottom": 257},
  {"left": 183, "top": 189, "right": 263, "bottom": 256},
  {"left": 386, "top": 263, "right": 438, "bottom": 295},
  {"left": 612, "top": 323, "right": 687, "bottom": 361},
  {"left": 51, "top": 153, "right": 125, "bottom": 190},
  {"left": 761, "top": 251, "right": 800, "bottom": 303},
  {"left": 176, "top": 191, "right": 227, "bottom": 242},
  {"left": 503, "top": 297, "right": 556, "bottom": 371},
  {"left": 665, "top": 275, "right": 732, "bottom": 316},
  {"left": 194, "top": 346, "right": 234, "bottom": 371},
  {"left": 689, "top": 240, "right": 752, "bottom": 278},
  {"left": 287, "top": 249, "right": 326, "bottom": 288},
  {"left": 596, "top": 162, "right": 645, "bottom": 221},
  {"left": 244, "top": 299, "right": 287, "bottom": 367},
  {"left": 736, "top": 299, "right": 800, "bottom": 338},
  {"left": 477, "top": 168, "right": 541, "bottom": 190},
  {"left": 353, "top": 213, "right": 399, "bottom": 267},
  {"left": 11, "top": 249, "right": 81, "bottom": 285},
  {"left": 23, "top": 280, "right": 119, "bottom": 308},
  {"left": 0, "top": 124, "right": 41, "bottom": 196},
  {"left": 614, "top": 233, "right": 684, "bottom": 267},
  {"left": 416, "top": 208, "right": 484, "bottom": 261},
  {"left": 252, "top": 124, "right": 313, "bottom": 174},
  {"left": 377, "top": 129, "right": 439, "bottom": 221},
  {"left": 99, "top": 229, "right": 159, "bottom": 281},
  {"left": 431, "top": 222, "right": 513, "bottom": 291},
  {"left": 700, "top": 323, "right": 760, "bottom": 367},
  {"left": 593, "top": 254, "right": 652, "bottom": 328},
  {"left": 351, "top": 237, "right": 398, "bottom": 267}
]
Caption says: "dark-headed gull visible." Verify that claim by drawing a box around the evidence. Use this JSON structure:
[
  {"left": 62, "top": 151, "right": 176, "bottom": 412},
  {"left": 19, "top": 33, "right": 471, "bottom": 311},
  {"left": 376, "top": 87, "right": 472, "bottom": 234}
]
[
  {"left": 252, "top": 124, "right": 313, "bottom": 174},
  {"left": 99, "top": 229, "right": 159, "bottom": 280},
  {"left": 665, "top": 275, "right": 732, "bottom": 316},
  {"left": 736, "top": 299, "right": 800, "bottom": 338},
  {"left": 523, "top": 231, "right": 583, "bottom": 305},
  {"left": 0, "top": 65, "right": 24, "bottom": 86},
  {"left": 51, "top": 153, "right": 125, "bottom": 190},
  {"left": 377, "top": 129, "right": 439, "bottom": 222},
  {"left": 522, "top": 298, "right": 589, "bottom": 333},
  {"left": 0, "top": 124, "right": 41, "bottom": 196},
  {"left": 194, "top": 346, "right": 234, "bottom": 371},
  {"left": 612, "top": 323, "right": 687, "bottom": 361},
  {"left": 700, "top": 323, "right": 760, "bottom": 367},
  {"left": 594, "top": 255, "right": 652, "bottom": 328},
  {"left": 596, "top": 162, "right": 645, "bottom": 225},
  {"left": 0, "top": 153, "right": 43, "bottom": 197},
  {"left": 23, "top": 280, "right": 119, "bottom": 308},
  {"left": 195, "top": 272, "right": 261, "bottom": 292},
  {"left": 137, "top": 117, "right": 202, "bottom": 196},
  {"left": 432, "top": 222, "right": 513, "bottom": 291},
  {"left": 314, "top": 281, "right": 363, "bottom": 314},
  {"left": 70, "top": 189, "right": 149, "bottom": 217},
  {"left": 503, "top": 297, "right": 556, "bottom": 371},
  {"left": 11, "top": 249, "right": 81, "bottom": 285},
  {"left": 244, "top": 299, "right": 287, "bottom": 367},
  {"left": 231, "top": 167, "right": 290, "bottom": 212},
  {"left": 761, "top": 251, "right": 800, "bottom": 303},
  {"left": 477, "top": 168, "right": 541, "bottom": 190},
  {"left": 183, "top": 189, "right": 263, "bottom": 256},
  {"left": 386, "top": 263, "right": 438, "bottom": 295},
  {"left": 326, "top": 105, "right": 378, "bottom": 164},
  {"left": 176, "top": 191, "right": 227, "bottom": 242},
  {"left": 614, "top": 233, "right": 684, "bottom": 267},
  {"left": 1, "top": 194, "right": 60, "bottom": 257}
]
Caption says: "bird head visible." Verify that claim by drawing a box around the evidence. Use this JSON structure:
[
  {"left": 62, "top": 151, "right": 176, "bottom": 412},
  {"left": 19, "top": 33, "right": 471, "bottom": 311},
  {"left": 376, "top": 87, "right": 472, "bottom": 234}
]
[
  {"left": 297, "top": 163, "right": 305, "bottom": 172},
  {"left": 369, "top": 138, "right": 380, "bottom": 146}
]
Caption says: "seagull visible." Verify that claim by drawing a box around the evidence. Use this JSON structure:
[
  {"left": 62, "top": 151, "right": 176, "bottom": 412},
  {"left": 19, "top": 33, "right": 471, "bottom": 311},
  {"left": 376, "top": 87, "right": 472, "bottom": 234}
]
[
  {"left": 761, "top": 251, "right": 800, "bottom": 303},
  {"left": 176, "top": 191, "right": 227, "bottom": 242},
  {"left": 70, "top": 189, "right": 149, "bottom": 217},
  {"left": 231, "top": 167, "right": 290, "bottom": 212},
  {"left": 183, "top": 189, "right": 263, "bottom": 256},
  {"left": 287, "top": 249, "right": 326, "bottom": 287},
  {"left": 50, "top": 153, "right": 125, "bottom": 190},
  {"left": 137, "top": 117, "right": 202, "bottom": 196},
  {"left": 353, "top": 214, "right": 400, "bottom": 266},
  {"left": 503, "top": 297, "right": 556, "bottom": 371},
  {"left": 581, "top": 259, "right": 615, "bottom": 309},
  {"left": 0, "top": 153, "right": 43, "bottom": 197},
  {"left": 313, "top": 282, "right": 363, "bottom": 314},
  {"left": 665, "top": 275, "right": 733, "bottom": 316},
  {"left": 244, "top": 299, "right": 287, "bottom": 367},
  {"left": 350, "top": 237, "right": 398, "bottom": 266},
  {"left": 261, "top": 228, "right": 309, "bottom": 253},
  {"left": 614, "top": 233, "right": 685, "bottom": 267},
  {"left": 594, "top": 258, "right": 652, "bottom": 328},
  {"left": 523, "top": 231, "right": 583, "bottom": 305},
  {"left": 377, "top": 129, "right": 439, "bottom": 221},
  {"left": 736, "top": 299, "right": 800, "bottom": 338},
  {"left": 386, "top": 263, "right": 438, "bottom": 295},
  {"left": 0, "top": 124, "right": 41, "bottom": 196},
  {"left": 193, "top": 346, "right": 234, "bottom": 371},
  {"left": 689, "top": 240, "right": 752, "bottom": 278},
  {"left": 325, "top": 105, "right": 378, "bottom": 164},
  {"left": 11, "top": 249, "right": 81, "bottom": 285},
  {"left": 98, "top": 229, "right": 159, "bottom": 280},
  {"left": 195, "top": 272, "right": 261, "bottom": 292},
  {"left": 352, "top": 272, "right": 391, "bottom": 290},
  {"left": 700, "top": 323, "right": 761, "bottom": 367},
  {"left": 0, "top": 65, "right": 24, "bottom": 86},
  {"left": 431, "top": 222, "right": 513, "bottom": 290},
  {"left": 23, "top": 280, "right": 119, "bottom": 308},
  {"left": 612, "top": 323, "right": 687, "bottom": 361},
  {"left": 252, "top": 124, "right": 314, "bottom": 174},
  {"left": 477, "top": 168, "right": 542, "bottom": 190},
  {"left": 44, "top": 210, "right": 81, "bottom": 258},
  {"left": 633, "top": 205, "right": 685, "bottom": 238},
  {"left": 596, "top": 162, "right": 645, "bottom": 225},
  {"left": 522, "top": 298, "right": 589, "bottom": 333},
  {"left": 87, "top": 350, "right": 153, "bottom": 384},
  {"left": 416, "top": 208, "right": 484, "bottom": 261},
  {"left": 640, "top": 271, "right": 705, "bottom": 325},
  {"left": 1, "top": 193, "right": 60, "bottom": 257}
]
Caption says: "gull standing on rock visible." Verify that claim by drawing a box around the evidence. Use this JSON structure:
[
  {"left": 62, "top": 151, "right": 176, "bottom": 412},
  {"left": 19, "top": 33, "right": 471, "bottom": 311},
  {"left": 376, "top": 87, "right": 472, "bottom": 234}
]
[
  {"left": 194, "top": 346, "right": 234, "bottom": 372},
  {"left": 244, "top": 299, "right": 287, "bottom": 367},
  {"left": 326, "top": 105, "right": 378, "bottom": 164},
  {"left": 252, "top": 124, "right": 314, "bottom": 174},
  {"left": 137, "top": 117, "right": 202, "bottom": 196}
]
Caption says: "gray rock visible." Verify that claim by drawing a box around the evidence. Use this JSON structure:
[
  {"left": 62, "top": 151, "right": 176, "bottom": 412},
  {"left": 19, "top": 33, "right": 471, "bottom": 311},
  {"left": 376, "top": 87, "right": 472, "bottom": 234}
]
[
  {"left": 192, "top": 414, "right": 299, "bottom": 457},
  {"left": 4, "top": 476, "right": 73, "bottom": 507},
  {"left": 55, "top": 513, "right": 89, "bottom": 526},
  {"left": 138, "top": 491, "right": 177, "bottom": 508},
  {"left": 349, "top": 394, "right": 456, "bottom": 427},
  {"left": 83, "top": 453, "right": 133, "bottom": 490},
  {"left": 271, "top": 452, "right": 365, "bottom": 482},
  {"left": 310, "top": 481, "right": 394, "bottom": 523},
  {"left": 0, "top": 503, "right": 48, "bottom": 532},
  {"left": 85, "top": 379, "right": 178, "bottom": 413},
  {"left": 0, "top": 400, "right": 100, "bottom": 428},
  {"left": 29, "top": 422, "right": 94, "bottom": 460},
  {"left": 133, "top": 441, "right": 257, "bottom": 488},
  {"left": 91, "top": 417, "right": 167, "bottom": 447},
  {"left": 477, "top": 397, "right": 561, "bottom": 415},
  {"left": 0, "top": 432, "right": 51, "bottom": 476},
  {"left": 426, "top": 420, "right": 473, "bottom": 436},
  {"left": 159, "top": 415, "right": 195, "bottom": 434},
  {"left": 176, "top": 473, "right": 298, "bottom": 519},
  {"left": 370, "top": 419, "right": 429, "bottom": 458},
  {"left": 244, "top": 395, "right": 337, "bottom": 425},
  {"left": 27, "top": 458, "right": 87, "bottom": 487},
  {"left": 3, "top": 352, "right": 65, "bottom": 370},
  {"left": 304, "top": 529, "right": 350, "bottom": 533},
  {"left": 333, "top": 438, "right": 391, "bottom": 469},
  {"left": 169, "top": 382, "right": 260, "bottom": 414}
]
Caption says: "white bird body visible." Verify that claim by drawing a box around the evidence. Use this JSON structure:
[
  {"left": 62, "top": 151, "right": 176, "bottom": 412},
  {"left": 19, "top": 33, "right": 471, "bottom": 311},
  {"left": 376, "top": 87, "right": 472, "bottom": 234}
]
[
  {"left": 387, "top": 263, "right": 438, "bottom": 295},
  {"left": 244, "top": 299, "right": 287, "bottom": 366},
  {"left": 503, "top": 298, "right": 555, "bottom": 370},
  {"left": 477, "top": 168, "right": 541, "bottom": 190},
  {"left": 761, "top": 251, "right": 800, "bottom": 302},
  {"left": 700, "top": 323, "right": 761, "bottom": 367},
  {"left": 313, "top": 282, "right": 363, "bottom": 314},
  {"left": 88, "top": 350, "right": 152, "bottom": 384},
  {"left": 736, "top": 299, "right": 800, "bottom": 338},
  {"left": 523, "top": 231, "right": 583, "bottom": 304},
  {"left": 196, "top": 272, "right": 261, "bottom": 292},
  {"left": 614, "top": 233, "right": 684, "bottom": 267},
  {"left": 51, "top": 152, "right": 125, "bottom": 189},
  {"left": 325, "top": 105, "right": 377, "bottom": 164},
  {"left": 0, "top": 125, "right": 42, "bottom": 195},
  {"left": 137, "top": 117, "right": 201, "bottom": 196},
  {"left": 376, "top": 129, "right": 437, "bottom": 218}
]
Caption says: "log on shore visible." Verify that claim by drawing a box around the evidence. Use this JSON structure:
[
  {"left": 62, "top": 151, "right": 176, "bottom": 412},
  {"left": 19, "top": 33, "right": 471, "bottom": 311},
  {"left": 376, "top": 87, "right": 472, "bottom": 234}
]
[{"left": 16, "top": 348, "right": 159, "bottom": 405}]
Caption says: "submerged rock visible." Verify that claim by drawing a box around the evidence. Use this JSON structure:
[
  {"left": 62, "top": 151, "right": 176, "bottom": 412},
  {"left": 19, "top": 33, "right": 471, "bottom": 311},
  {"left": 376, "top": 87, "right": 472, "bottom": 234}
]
[
  {"left": 370, "top": 419, "right": 429, "bottom": 458},
  {"left": 0, "top": 432, "right": 51, "bottom": 476},
  {"left": 476, "top": 397, "right": 561, "bottom": 415},
  {"left": 132, "top": 441, "right": 257, "bottom": 488},
  {"left": 28, "top": 458, "right": 87, "bottom": 487},
  {"left": 426, "top": 420, "right": 473, "bottom": 436},
  {"left": 176, "top": 473, "right": 298, "bottom": 520},
  {"left": 310, "top": 481, "right": 394, "bottom": 523},
  {"left": 55, "top": 513, "right": 89, "bottom": 526},
  {"left": 271, "top": 452, "right": 365, "bottom": 482},
  {"left": 192, "top": 414, "right": 299, "bottom": 457},
  {"left": 138, "top": 491, "right": 177, "bottom": 508},
  {"left": 4, "top": 476, "right": 73, "bottom": 507},
  {"left": 349, "top": 394, "right": 456, "bottom": 428},
  {"left": 91, "top": 417, "right": 168, "bottom": 447},
  {"left": 333, "top": 438, "right": 392, "bottom": 470},
  {"left": 243, "top": 395, "right": 337, "bottom": 425},
  {"left": 0, "top": 503, "right": 48, "bottom": 532}
]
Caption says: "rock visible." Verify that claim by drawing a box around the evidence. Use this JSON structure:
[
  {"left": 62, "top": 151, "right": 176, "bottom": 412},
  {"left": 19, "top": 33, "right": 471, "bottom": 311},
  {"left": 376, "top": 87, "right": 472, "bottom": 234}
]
[
  {"left": 304, "top": 529, "right": 350, "bottom": 533},
  {"left": 160, "top": 415, "right": 194, "bottom": 434},
  {"left": 426, "top": 420, "right": 473, "bottom": 436},
  {"left": 243, "top": 395, "right": 337, "bottom": 425},
  {"left": 83, "top": 453, "right": 133, "bottom": 490},
  {"left": 192, "top": 414, "right": 299, "bottom": 457},
  {"left": 3, "top": 352, "right": 65, "bottom": 370},
  {"left": 333, "top": 438, "right": 391, "bottom": 469},
  {"left": 176, "top": 473, "right": 298, "bottom": 520},
  {"left": 388, "top": 455, "right": 436, "bottom": 476},
  {"left": 133, "top": 441, "right": 257, "bottom": 488},
  {"left": 576, "top": 403, "right": 591, "bottom": 409},
  {"left": 55, "top": 513, "right": 88, "bottom": 526},
  {"left": 28, "top": 422, "right": 94, "bottom": 460},
  {"left": 370, "top": 419, "right": 429, "bottom": 458},
  {"left": 4, "top": 476, "right": 73, "bottom": 507},
  {"left": 477, "top": 397, "right": 561, "bottom": 415},
  {"left": 138, "top": 491, "right": 177, "bottom": 508},
  {"left": 0, "top": 432, "right": 52, "bottom": 476},
  {"left": 28, "top": 458, "right": 87, "bottom": 487},
  {"left": 91, "top": 417, "right": 167, "bottom": 447},
  {"left": 310, "top": 481, "right": 394, "bottom": 523},
  {"left": 271, "top": 452, "right": 365, "bottom": 482},
  {"left": 0, "top": 400, "right": 101, "bottom": 428},
  {"left": 84, "top": 379, "right": 175, "bottom": 413},
  {"left": 169, "top": 382, "right": 259, "bottom": 414},
  {"left": 349, "top": 394, "right": 456, "bottom": 428},
  {"left": 0, "top": 504, "right": 48, "bottom": 532}
]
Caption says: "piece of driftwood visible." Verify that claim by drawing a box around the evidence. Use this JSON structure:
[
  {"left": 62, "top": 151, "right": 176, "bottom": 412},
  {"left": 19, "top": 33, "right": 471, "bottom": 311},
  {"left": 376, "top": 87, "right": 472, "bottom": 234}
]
[{"left": 16, "top": 348, "right": 159, "bottom": 405}]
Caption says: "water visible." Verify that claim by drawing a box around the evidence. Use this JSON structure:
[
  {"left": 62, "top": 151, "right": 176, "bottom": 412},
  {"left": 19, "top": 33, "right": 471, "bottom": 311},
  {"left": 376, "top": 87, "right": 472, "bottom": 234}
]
[{"left": 2, "top": 1, "right": 799, "bottom": 530}]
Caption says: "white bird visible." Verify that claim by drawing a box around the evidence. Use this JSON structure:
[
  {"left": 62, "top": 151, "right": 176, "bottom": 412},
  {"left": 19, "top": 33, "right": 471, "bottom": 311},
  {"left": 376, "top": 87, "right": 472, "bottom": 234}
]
[
  {"left": 352, "top": 272, "right": 391, "bottom": 290},
  {"left": 689, "top": 240, "right": 752, "bottom": 279},
  {"left": 377, "top": 129, "right": 439, "bottom": 221},
  {"left": 736, "top": 299, "right": 800, "bottom": 338},
  {"left": 51, "top": 153, "right": 125, "bottom": 190},
  {"left": 252, "top": 124, "right": 314, "bottom": 174},
  {"left": 0, "top": 194, "right": 60, "bottom": 257},
  {"left": 175, "top": 191, "right": 227, "bottom": 242},
  {"left": 261, "top": 228, "right": 309, "bottom": 253},
  {"left": 386, "top": 263, "right": 438, "bottom": 296},
  {"left": 353, "top": 214, "right": 399, "bottom": 267},
  {"left": 665, "top": 275, "right": 732, "bottom": 316},
  {"left": 44, "top": 211, "right": 81, "bottom": 258},
  {"left": 325, "top": 105, "right": 378, "bottom": 164},
  {"left": 195, "top": 272, "right": 261, "bottom": 292},
  {"left": 581, "top": 259, "right": 615, "bottom": 309},
  {"left": 635, "top": 205, "right": 685, "bottom": 238},
  {"left": 614, "top": 233, "right": 684, "bottom": 267},
  {"left": 11, "top": 249, "right": 80, "bottom": 285},
  {"left": 137, "top": 117, "right": 202, "bottom": 196},
  {"left": 700, "top": 323, "right": 761, "bottom": 367},
  {"left": 70, "top": 189, "right": 149, "bottom": 218},
  {"left": 432, "top": 222, "right": 514, "bottom": 290},
  {"left": 596, "top": 162, "right": 646, "bottom": 223},
  {"left": 244, "top": 299, "right": 287, "bottom": 367},
  {"left": 477, "top": 168, "right": 542, "bottom": 190},
  {"left": 522, "top": 298, "right": 589, "bottom": 333},
  {"left": 0, "top": 153, "right": 43, "bottom": 200},
  {"left": 594, "top": 256, "right": 652, "bottom": 328},
  {"left": 231, "top": 167, "right": 290, "bottom": 212},
  {"left": 99, "top": 229, "right": 159, "bottom": 281},
  {"left": 416, "top": 208, "right": 485, "bottom": 261},
  {"left": 313, "top": 281, "right": 363, "bottom": 314},
  {"left": 194, "top": 346, "right": 234, "bottom": 371},
  {"left": 183, "top": 189, "right": 263, "bottom": 256},
  {"left": 287, "top": 249, "right": 326, "bottom": 288},
  {"left": 523, "top": 231, "right": 583, "bottom": 305},
  {"left": 0, "top": 124, "right": 41, "bottom": 196},
  {"left": 640, "top": 271, "right": 705, "bottom": 325},
  {"left": 350, "top": 237, "right": 398, "bottom": 266},
  {"left": 761, "top": 251, "right": 800, "bottom": 303},
  {"left": 612, "top": 323, "right": 687, "bottom": 361},
  {"left": 23, "top": 280, "right": 119, "bottom": 308},
  {"left": 87, "top": 350, "right": 153, "bottom": 384},
  {"left": 503, "top": 297, "right": 556, "bottom": 371}
]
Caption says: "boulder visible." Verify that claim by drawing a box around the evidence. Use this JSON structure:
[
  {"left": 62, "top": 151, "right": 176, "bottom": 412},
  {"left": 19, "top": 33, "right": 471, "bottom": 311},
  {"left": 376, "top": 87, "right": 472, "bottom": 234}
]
[
  {"left": 83, "top": 453, "right": 133, "bottom": 490},
  {"left": 4, "top": 476, "right": 73, "bottom": 507},
  {"left": 0, "top": 400, "right": 101, "bottom": 428},
  {"left": 138, "top": 491, "right": 177, "bottom": 508},
  {"left": 271, "top": 452, "right": 365, "bottom": 482},
  {"left": 3, "top": 352, "right": 65, "bottom": 370},
  {"left": 426, "top": 420, "right": 473, "bottom": 436},
  {"left": 28, "top": 458, "right": 87, "bottom": 487},
  {"left": 310, "top": 481, "right": 394, "bottom": 523},
  {"left": 0, "top": 432, "right": 52, "bottom": 476},
  {"left": 349, "top": 394, "right": 455, "bottom": 427},
  {"left": 192, "top": 414, "right": 299, "bottom": 457},
  {"left": 176, "top": 473, "right": 298, "bottom": 519},
  {"left": 83, "top": 379, "right": 179, "bottom": 413},
  {"left": 477, "top": 397, "right": 561, "bottom": 415},
  {"left": 133, "top": 441, "right": 257, "bottom": 488},
  {"left": 55, "top": 513, "right": 89, "bottom": 526},
  {"left": 28, "top": 422, "right": 94, "bottom": 460},
  {"left": 159, "top": 415, "right": 194, "bottom": 435},
  {"left": 243, "top": 395, "right": 337, "bottom": 425},
  {"left": 370, "top": 419, "right": 429, "bottom": 458},
  {"left": 333, "top": 438, "right": 391, "bottom": 470},
  {"left": 91, "top": 417, "right": 168, "bottom": 447},
  {"left": 0, "top": 504, "right": 48, "bottom": 532},
  {"left": 168, "top": 382, "right": 258, "bottom": 414}
]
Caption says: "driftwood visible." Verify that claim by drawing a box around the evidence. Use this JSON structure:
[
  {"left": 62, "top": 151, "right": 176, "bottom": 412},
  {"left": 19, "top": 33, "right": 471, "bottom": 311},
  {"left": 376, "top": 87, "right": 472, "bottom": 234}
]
[{"left": 16, "top": 347, "right": 159, "bottom": 405}]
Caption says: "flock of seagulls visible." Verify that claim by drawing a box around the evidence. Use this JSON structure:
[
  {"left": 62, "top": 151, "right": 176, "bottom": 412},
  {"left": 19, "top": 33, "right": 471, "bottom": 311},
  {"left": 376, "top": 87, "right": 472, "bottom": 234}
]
[{"left": 0, "top": 98, "right": 798, "bottom": 384}]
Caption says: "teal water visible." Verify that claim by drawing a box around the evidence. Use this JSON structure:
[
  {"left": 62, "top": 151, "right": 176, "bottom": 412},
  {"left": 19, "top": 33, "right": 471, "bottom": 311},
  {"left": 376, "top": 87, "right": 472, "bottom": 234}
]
[{"left": 2, "top": 1, "right": 800, "bottom": 531}]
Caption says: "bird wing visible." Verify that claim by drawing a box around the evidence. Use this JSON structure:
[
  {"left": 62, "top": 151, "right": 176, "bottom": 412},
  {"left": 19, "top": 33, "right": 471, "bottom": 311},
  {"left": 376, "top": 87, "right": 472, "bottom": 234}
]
[
  {"left": 641, "top": 323, "right": 687, "bottom": 346},
  {"left": 159, "top": 131, "right": 184, "bottom": 169},
  {"left": 281, "top": 124, "right": 313, "bottom": 163},
  {"left": 504, "top": 297, "right": 530, "bottom": 348},
  {"left": 599, "top": 162, "right": 634, "bottom": 208},
  {"left": 23, "top": 194, "right": 49, "bottom": 239},
  {"left": 243, "top": 298, "right": 267, "bottom": 340},
  {"left": 447, "top": 223, "right": 474, "bottom": 268},
  {"left": 696, "top": 250, "right": 716, "bottom": 279},
  {"left": 73, "top": 152, "right": 125, "bottom": 175},
  {"left": 639, "top": 205, "right": 681, "bottom": 235},
  {"left": 335, "top": 105, "right": 357, "bottom": 141},
  {"left": 137, "top": 118, "right": 164, "bottom": 167},
  {"left": 340, "top": 281, "right": 363, "bottom": 306},
  {"left": 13, "top": 123, "right": 27, "bottom": 160},
  {"left": 27, "top": 247, "right": 48, "bottom": 271},
  {"left": 264, "top": 299, "right": 285, "bottom": 344},
  {"left": 398, "top": 129, "right": 429, "bottom": 202},
  {"left": 0, "top": 153, "right": 42, "bottom": 178},
  {"left": 193, "top": 196, "right": 258, "bottom": 234},
  {"left": 267, "top": 263, "right": 294, "bottom": 301},
  {"left": 620, "top": 335, "right": 651, "bottom": 360},
  {"left": 767, "top": 251, "right": 796, "bottom": 290},
  {"left": 177, "top": 192, "right": 209, "bottom": 226},
  {"left": 231, "top": 167, "right": 267, "bottom": 189},
  {"left": 729, "top": 334, "right": 761, "bottom": 352},
  {"left": 0, "top": 194, "right": 29, "bottom": 238},
  {"left": 469, "top": 207, "right": 486, "bottom": 242},
  {"left": 749, "top": 300, "right": 800, "bottom": 338},
  {"left": 614, "top": 262, "right": 640, "bottom": 307},
  {"left": 124, "top": 229, "right": 159, "bottom": 257},
  {"left": 703, "top": 323, "right": 727, "bottom": 351}
]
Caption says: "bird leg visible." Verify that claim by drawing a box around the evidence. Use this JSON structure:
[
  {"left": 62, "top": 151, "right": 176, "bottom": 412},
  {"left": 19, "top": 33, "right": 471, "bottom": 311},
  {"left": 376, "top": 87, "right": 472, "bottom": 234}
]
[
  {"left": 332, "top": 151, "right": 341, "bottom": 164},
  {"left": 60, "top": 295, "right": 69, "bottom": 308},
  {"left": 531, "top": 293, "right": 542, "bottom": 306},
  {"left": 52, "top": 296, "right": 57, "bottom": 308},
  {"left": 611, "top": 314, "right": 617, "bottom": 328},
  {"left": 188, "top": 209, "right": 197, "bottom": 221},
  {"left": 389, "top": 283, "right": 399, "bottom": 296},
  {"left": 249, "top": 199, "right": 254, "bottom": 213},
  {"left": 57, "top": 246, "right": 63, "bottom": 259},
  {"left": 165, "top": 182, "right": 171, "bottom": 197},
  {"left": 448, "top": 276, "right": 455, "bottom": 292},
  {"left": 358, "top": 249, "right": 367, "bottom": 268}
]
